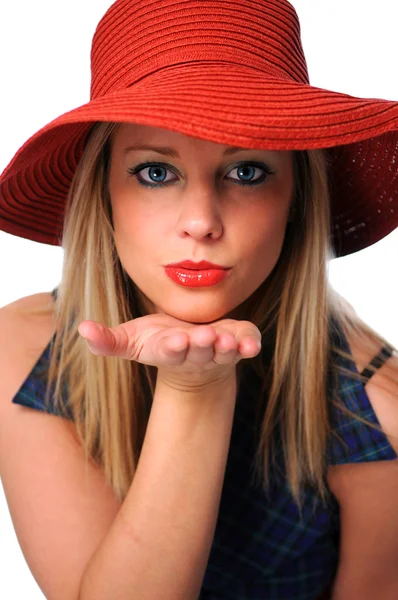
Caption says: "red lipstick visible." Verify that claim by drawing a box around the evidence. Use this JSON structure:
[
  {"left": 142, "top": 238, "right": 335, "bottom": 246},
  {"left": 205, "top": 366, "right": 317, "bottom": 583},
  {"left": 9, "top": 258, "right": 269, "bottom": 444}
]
[{"left": 164, "top": 260, "right": 231, "bottom": 288}]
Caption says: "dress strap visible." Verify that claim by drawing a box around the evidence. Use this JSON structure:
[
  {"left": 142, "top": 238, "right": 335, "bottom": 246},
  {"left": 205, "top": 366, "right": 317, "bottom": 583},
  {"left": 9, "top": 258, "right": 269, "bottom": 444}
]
[
  {"left": 327, "top": 323, "right": 397, "bottom": 466},
  {"left": 360, "top": 344, "right": 395, "bottom": 383}
]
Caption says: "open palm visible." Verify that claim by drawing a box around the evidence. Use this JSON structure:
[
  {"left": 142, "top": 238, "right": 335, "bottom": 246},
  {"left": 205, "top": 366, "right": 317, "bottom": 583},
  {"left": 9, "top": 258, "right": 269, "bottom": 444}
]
[{"left": 78, "top": 313, "right": 261, "bottom": 380}]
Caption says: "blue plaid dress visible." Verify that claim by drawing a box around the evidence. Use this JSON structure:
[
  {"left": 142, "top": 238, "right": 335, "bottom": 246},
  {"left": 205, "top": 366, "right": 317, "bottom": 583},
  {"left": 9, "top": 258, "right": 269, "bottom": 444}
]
[{"left": 12, "top": 322, "right": 396, "bottom": 600}]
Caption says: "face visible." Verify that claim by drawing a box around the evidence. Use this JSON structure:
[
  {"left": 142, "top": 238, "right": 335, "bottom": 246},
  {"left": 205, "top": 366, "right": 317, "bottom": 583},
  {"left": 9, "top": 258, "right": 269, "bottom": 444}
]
[{"left": 108, "top": 123, "right": 294, "bottom": 323}]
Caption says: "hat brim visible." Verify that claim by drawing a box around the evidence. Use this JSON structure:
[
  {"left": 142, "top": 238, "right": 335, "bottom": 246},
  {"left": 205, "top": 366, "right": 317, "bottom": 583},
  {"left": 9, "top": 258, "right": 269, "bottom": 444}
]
[{"left": 1, "top": 63, "right": 397, "bottom": 256}]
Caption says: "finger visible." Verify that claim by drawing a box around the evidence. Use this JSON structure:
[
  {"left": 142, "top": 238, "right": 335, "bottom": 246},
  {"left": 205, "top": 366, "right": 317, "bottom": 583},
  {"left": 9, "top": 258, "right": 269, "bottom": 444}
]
[
  {"left": 235, "top": 323, "right": 262, "bottom": 358},
  {"left": 155, "top": 331, "right": 191, "bottom": 365},
  {"left": 213, "top": 331, "right": 239, "bottom": 365},
  {"left": 183, "top": 325, "right": 217, "bottom": 365},
  {"left": 78, "top": 320, "right": 130, "bottom": 357}
]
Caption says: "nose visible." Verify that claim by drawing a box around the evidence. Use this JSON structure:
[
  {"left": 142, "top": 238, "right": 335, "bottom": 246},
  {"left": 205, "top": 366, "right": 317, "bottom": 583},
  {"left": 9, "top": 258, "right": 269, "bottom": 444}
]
[{"left": 176, "top": 185, "right": 223, "bottom": 241}]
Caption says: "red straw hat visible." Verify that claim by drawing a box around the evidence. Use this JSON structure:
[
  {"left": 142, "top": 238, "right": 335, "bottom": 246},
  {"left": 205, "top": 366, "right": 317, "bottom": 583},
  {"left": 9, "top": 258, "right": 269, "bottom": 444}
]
[{"left": 1, "top": 0, "right": 397, "bottom": 257}]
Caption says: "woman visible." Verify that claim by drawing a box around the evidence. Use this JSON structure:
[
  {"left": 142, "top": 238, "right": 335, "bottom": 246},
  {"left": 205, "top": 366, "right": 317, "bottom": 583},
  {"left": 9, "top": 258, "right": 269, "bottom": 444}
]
[{"left": 1, "top": 1, "right": 398, "bottom": 599}]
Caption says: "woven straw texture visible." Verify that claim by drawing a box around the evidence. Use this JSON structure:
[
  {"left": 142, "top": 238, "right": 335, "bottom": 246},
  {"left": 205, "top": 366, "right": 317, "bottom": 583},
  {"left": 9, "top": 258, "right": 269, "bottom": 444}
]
[{"left": 1, "top": 0, "right": 397, "bottom": 255}]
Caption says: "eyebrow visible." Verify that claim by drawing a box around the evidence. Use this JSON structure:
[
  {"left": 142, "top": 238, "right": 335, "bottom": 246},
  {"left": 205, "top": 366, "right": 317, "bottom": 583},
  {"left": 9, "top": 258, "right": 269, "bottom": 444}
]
[{"left": 123, "top": 144, "right": 249, "bottom": 158}]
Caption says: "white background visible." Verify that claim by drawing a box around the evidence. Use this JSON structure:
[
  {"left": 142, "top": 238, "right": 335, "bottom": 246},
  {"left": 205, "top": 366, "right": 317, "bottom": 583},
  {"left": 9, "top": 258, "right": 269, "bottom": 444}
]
[{"left": 0, "top": 1, "right": 397, "bottom": 598}]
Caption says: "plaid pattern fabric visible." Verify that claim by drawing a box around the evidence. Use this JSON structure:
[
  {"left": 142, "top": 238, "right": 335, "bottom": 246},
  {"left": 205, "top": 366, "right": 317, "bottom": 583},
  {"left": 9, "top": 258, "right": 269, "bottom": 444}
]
[
  {"left": 12, "top": 325, "right": 396, "bottom": 599},
  {"left": 12, "top": 336, "right": 73, "bottom": 420},
  {"left": 327, "top": 328, "right": 396, "bottom": 465},
  {"left": 199, "top": 374, "right": 340, "bottom": 600}
]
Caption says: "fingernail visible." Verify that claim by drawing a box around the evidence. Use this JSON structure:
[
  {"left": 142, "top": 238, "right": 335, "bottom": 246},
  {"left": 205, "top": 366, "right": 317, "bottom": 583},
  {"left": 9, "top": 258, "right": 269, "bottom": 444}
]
[{"left": 77, "top": 322, "right": 89, "bottom": 338}]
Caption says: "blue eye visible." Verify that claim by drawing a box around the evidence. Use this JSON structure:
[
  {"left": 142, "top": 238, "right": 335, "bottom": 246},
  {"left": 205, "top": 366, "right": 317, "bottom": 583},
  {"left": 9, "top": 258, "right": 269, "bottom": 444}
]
[
  {"left": 226, "top": 162, "right": 275, "bottom": 186},
  {"left": 128, "top": 161, "right": 275, "bottom": 188},
  {"left": 128, "top": 163, "right": 178, "bottom": 187}
]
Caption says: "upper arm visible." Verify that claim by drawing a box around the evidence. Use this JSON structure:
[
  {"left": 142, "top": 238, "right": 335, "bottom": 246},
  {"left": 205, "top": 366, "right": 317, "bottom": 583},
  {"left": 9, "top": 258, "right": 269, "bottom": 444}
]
[
  {"left": 0, "top": 296, "right": 122, "bottom": 600},
  {"left": 328, "top": 341, "right": 398, "bottom": 599},
  {"left": 328, "top": 460, "right": 398, "bottom": 599}
]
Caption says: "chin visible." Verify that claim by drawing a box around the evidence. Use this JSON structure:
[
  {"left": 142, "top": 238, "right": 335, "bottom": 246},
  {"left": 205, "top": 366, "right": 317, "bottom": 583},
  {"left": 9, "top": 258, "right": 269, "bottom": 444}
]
[
  {"left": 161, "top": 302, "right": 231, "bottom": 324},
  {"left": 169, "top": 311, "right": 227, "bottom": 325}
]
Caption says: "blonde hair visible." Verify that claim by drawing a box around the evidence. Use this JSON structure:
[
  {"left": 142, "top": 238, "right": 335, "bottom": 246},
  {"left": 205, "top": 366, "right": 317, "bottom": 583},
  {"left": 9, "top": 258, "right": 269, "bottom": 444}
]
[{"left": 47, "top": 122, "right": 395, "bottom": 503}]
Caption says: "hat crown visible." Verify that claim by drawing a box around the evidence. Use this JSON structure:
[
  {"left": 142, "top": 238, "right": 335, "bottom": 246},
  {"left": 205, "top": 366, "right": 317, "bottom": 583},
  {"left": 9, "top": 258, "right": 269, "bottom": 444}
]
[{"left": 90, "top": 0, "right": 309, "bottom": 99}]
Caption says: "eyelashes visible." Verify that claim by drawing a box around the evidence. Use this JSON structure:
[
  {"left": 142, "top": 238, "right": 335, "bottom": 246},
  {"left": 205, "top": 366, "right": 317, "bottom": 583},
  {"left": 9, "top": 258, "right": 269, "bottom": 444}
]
[
  {"left": 127, "top": 161, "right": 276, "bottom": 188},
  {"left": 128, "top": 163, "right": 178, "bottom": 188}
]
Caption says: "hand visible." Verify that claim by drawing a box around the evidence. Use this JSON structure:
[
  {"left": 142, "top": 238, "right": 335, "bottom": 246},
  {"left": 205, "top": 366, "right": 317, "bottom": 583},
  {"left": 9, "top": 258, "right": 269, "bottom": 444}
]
[{"left": 78, "top": 314, "right": 261, "bottom": 389}]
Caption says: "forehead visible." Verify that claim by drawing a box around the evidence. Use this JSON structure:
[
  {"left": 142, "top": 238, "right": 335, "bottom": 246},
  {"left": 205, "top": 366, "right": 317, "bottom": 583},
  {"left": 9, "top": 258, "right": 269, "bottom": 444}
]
[{"left": 112, "top": 123, "right": 292, "bottom": 163}]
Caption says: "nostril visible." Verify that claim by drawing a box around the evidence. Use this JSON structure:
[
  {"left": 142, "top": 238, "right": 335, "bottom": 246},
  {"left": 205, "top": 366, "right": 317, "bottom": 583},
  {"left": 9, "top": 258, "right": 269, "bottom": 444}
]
[{"left": 178, "top": 213, "right": 223, "bottom": 241}]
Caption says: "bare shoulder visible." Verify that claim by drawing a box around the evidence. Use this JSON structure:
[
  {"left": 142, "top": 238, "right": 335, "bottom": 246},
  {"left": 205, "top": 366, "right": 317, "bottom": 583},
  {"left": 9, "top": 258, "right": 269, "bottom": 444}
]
[
  {"left": 327, "top": 332, "right": 398, "bottom": 597},
  {"left": 0, "top": 290, "right": 56, "bottom": 339},
  {"left": 327, "top": 326, "right": 398, "bottom": 491},
  {"left": 346, "top": 329, "right": 398, "bottom": 453},
  {"left": 1, "top": 290, "right": 56, "bottom": 329},
  {"left": 0, "top": 293, "right": 121, "bottom": 599},
  {"left": 0, "top": 292, "right": 57, "bottom": 410}
]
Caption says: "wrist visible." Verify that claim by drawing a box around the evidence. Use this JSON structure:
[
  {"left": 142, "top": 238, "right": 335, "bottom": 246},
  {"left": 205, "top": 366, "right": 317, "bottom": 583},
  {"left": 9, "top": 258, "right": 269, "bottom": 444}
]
[
  {"left": 155, "top": 369, "right": 237, "bottom": 403},
  {"left": 156, "top": 368, "right": 237, "bottom": 396}
]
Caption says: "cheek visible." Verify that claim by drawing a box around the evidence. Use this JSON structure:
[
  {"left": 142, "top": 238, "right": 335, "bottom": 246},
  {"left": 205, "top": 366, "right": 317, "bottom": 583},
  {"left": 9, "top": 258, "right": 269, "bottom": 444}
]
[
  {"left": 236, "top": 189, "right": 293, "bottom": 282},
  {"left": 113, "top": 208, "right": 158, "bottom": 266},
  {"left": 242, "top": 194, "right": 291, "bottom": 254},
  {"left": 110, "top": 181, "right": 157, "bottom": 252},
  {"left": 109, "top": 187, "right": 140, "bottom": 269},
  {"left": 245, "top": 221, "right": 286, "bottom": 278}
]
